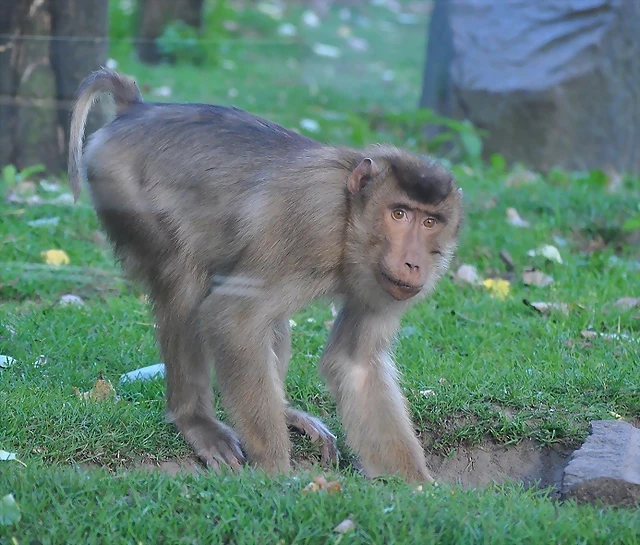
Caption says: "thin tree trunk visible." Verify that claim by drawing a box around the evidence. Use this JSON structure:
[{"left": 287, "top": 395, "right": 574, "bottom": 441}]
[
  {"left": 419, "top": 0, "right": 453, "bottom": 116},
  {"left": 0, "top": 0, "right": 58, "bottom": 171},
  {"left": 0, "top": 0, "right": 21, "bottom": 168},
  {"left": 14, "top": 0, "right": 59, "bottom": 171}
]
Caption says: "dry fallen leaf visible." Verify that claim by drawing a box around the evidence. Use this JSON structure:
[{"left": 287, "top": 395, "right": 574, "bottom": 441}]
[
  {"left": 299, "top": 118, "right": 320, "bottom": 133},
  {"left": 33, "top": 355, "right": 47, "bottom": 367},
  {"left": 603, "top": 165, "right": 623, "bottom": 193},
  {"left": 59, "top": 294, "right": 85, "bottom": 307},
  {"left": 325, "top": 480, "right": 342, "bottom": 494},
  {"left": 482, "top": 278, "right": 511, "bottom": 300},
  {"left": 455, "top": 264, "right": 481, "bottom": 285},
  {"left": 527, "top": 244, "right": 563, "bottom": 264},
  {"left": 74, "top": 378, "right": 119, "bottom": 402},
  {"left": 522, "top": 268, "right": 554, "bottom": 288},
  {"left": 581, "top": 330, "right": 637, "bottom": 343},
  {"left": 505, "top": 169, "right": 538, "bottom": 187},
  {"left": 302, "top": 475, "right": 341, "bottom": 494},
  {"left": 347, "top": 36, "right": 369, "bottom": 51},
  {"left": 483, "top": 196, "right": 498, "bottom": 209},
  {"left": 613, "top": 297, "right": 640, "bottom": 310},
  {"left": 277, "top": 23, "right": 297, "bottom": 36},
  {"left": 506, "top": 207, "right": 530, "bottom": 228},
  {"left": 337, "top": 25, "right": 351, "bottom": 37},
  {"left": 153, "top": 86, "right": 172, "bottom": 97},
  {"left": 524, "top": 299, "right": 570, "bottom": 316},
  {"left": 312, "top": 43, "right": 342, "bottom": 58},
  {"left": 334, "top": 519, "right": 355, "bottom": 534},
  {"left": 302, "top": 10, "right": 320, "bottom": 27},
  {"left": 499, "top": 249, "right": 515, "bottom": 271},
  {"left": 41, "top": 249, "right": 70, "bottom": 266}
]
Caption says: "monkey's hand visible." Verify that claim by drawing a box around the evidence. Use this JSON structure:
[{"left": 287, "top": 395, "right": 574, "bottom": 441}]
[{"left": 285, "top": 408, "right": 339, "bottom": 466}]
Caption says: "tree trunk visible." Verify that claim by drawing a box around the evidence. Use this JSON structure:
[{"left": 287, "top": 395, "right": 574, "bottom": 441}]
[
  {"left": 0, "top": 0, "right": 58, "bottom": 171},
  {"left": 419, "top": 0, "right": 453, "bottom": 118},
  {"left": 50, "top": 0, "right": 110, "bottom": 163},
  {"left": 136, "top": 0, "right": 205, "bottom": 64},
  {"left": 0, "top": 0, "right": 20, "bottom": 168},
  {"left": 0, "top": 0, "right": 108, "bottom": 175}
]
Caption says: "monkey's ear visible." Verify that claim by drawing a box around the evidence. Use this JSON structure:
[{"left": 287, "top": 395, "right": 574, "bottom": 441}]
[{"left": 347, "top": 158, "right": 377, "bottom": 194}]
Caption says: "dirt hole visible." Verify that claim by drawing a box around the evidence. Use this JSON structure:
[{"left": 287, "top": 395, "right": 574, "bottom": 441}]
[{"left": 124, "top": 439, "right": 572, "bottom": 494}]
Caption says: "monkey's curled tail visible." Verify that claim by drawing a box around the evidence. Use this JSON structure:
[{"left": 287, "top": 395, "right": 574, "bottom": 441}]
[{"left": 68, "top": 68, "right": 143, "bottom": 202}]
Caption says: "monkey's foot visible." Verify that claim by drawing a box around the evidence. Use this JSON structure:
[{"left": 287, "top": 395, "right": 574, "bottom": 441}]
[
  {"left": 177, "top": 415, "right": 246, "bottom": 471},
  {"left": 285, "top": 408, "right": 339, "bottom": 466}
]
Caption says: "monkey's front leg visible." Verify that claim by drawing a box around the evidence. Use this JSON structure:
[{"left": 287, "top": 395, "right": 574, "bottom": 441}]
[
  {"left": 318, "top": 304, "right": 434, "bottom": 483},
  {"left": 201, "top": 298, "right": 292, "bottom": 474}
]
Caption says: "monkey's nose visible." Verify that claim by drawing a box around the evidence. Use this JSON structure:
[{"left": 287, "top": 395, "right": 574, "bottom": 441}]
[{"left": 405, "top": 262, "right": 419, "bottom": 272}]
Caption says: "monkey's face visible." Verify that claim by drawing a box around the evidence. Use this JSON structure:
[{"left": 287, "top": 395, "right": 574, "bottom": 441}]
[
  {"left": 372, "top": 190, "right": 461, "bottom": 302},
  {"left": 345, "top": 153, "right": 463, "bottom": 306}
]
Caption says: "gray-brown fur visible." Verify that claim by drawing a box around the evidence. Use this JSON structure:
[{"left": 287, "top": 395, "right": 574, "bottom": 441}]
[{"left": 68, "top": 68, "right": 463, "bottom": 482}]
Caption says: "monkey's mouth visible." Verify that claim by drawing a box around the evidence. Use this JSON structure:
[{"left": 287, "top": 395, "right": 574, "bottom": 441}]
[{"left": 376, "top": 267, "right": 422, "bottom": 301}]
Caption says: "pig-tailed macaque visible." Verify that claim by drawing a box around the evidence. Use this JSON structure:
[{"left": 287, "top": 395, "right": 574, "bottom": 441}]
[{"left": 68, "top": 68, "right": 463, "bottom": 482}]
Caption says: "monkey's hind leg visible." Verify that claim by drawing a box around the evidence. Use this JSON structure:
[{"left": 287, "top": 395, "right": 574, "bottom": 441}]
[
  {"left": 197, "top": 298, "right": 297, "bottom": 475},
  {"left": 153, "top": 275, "right": 246, "bottom": 472},
  {"left": 273, "top": 319, "right": 339, "bottom": 466}
]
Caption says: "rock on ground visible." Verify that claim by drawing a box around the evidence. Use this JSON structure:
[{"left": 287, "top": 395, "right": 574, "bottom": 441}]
[
  {"left": 561, "top": 420, "right": 640, "bottom": 507},
  {"left": 420, "top": 0, "right": 640, "bottom": 175}
]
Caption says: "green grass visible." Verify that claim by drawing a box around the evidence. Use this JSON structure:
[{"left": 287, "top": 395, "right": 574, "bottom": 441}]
[
  {"left": 1, "top": 0, "right": 640, "bottom": 541},
  {"left": 3, "top": 463, "right": 640, "bottom": 544}
]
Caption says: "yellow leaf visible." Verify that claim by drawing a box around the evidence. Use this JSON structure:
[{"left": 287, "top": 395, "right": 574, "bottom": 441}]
[
  {"left": 482, "top": 278, "right": 510, "bottom": 300},
  {"left": 41, "top": 249, "right": 70, "bottom": 265}
]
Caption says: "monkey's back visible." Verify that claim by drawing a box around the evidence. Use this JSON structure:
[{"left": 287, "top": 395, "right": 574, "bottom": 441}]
[{"left": 83, "top": 101, "right": 349, "bottom": 300}]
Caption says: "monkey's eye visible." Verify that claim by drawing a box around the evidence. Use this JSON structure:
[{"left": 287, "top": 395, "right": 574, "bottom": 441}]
[
  {"left": 423, "top": 217, "right": 437, "bottom": 229},
  {"left": 392, "top": 209, "right": 406, "bottom": 221}
]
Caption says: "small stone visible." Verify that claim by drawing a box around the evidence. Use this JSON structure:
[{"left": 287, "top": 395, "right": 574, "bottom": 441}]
[
  {"left": 522, "top": 268, "right": 554, "bottom": 288},
  {"left": 455, "top": 264, "right": 481, "bottom": 285},
  {"left": 561, "top": 420, "right": 640, "bottom": 507},
  {"left": 59, "top": 294, "right": 85, "bottom": 307},
  {"left": 333, "top": 518, "right": 355, "bottom": 534}
]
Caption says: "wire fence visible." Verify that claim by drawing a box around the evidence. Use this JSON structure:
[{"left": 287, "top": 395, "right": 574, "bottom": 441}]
[{"left": 0, "top": 33, "right": 301, "bottom": 45}]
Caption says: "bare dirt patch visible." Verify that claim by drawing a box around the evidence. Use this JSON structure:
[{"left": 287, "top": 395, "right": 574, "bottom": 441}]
[
  {"left": 122, "top": 438, "right": 572, "bottom": 494},
  {"left": 424, "top": 439, "right": 571, "bottom": 492}
]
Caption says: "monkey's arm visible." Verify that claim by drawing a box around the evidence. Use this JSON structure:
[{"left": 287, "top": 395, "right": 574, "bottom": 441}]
[{"left": 318, "top": 302, "right": 433, "bottom": 482}]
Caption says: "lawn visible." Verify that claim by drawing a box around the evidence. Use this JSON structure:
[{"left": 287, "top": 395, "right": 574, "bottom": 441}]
[{"left": 1, "top": 0, "right": 639, "bottom": 542}]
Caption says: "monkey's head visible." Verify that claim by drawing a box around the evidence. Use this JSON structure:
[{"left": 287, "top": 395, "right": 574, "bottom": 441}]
[{"left": 345, "top": 146, "right": 463, "bottom": 307}]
